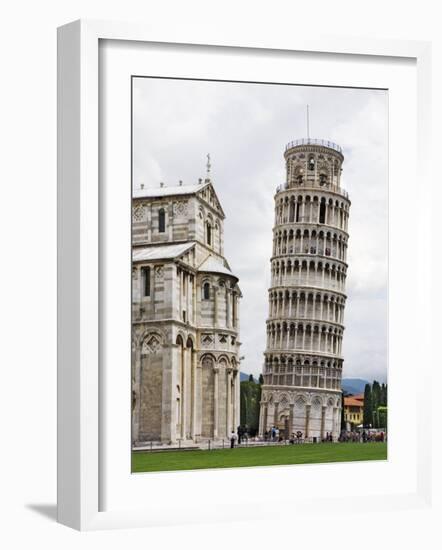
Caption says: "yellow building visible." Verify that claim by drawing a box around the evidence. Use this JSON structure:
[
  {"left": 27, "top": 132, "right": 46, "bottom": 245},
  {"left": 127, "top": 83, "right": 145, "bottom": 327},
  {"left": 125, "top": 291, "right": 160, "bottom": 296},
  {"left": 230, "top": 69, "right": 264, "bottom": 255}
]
[{"left": 344, "top": 394, "right": 364, "bottom": 427}]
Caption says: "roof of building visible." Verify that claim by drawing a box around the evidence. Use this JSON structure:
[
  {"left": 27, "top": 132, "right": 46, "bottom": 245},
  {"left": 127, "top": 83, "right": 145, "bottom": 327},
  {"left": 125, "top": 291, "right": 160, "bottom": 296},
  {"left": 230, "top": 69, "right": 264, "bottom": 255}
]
[
  {"left": 133, "top": 181, "right": 208, "bottom": 199},
  {"left": 198, "top": 255, "right": 238, "bottom": 279},
  {"left": 351, "top": 393, "right": 365, "bottom": 401},
  {"left": 344, "top": 396, "right": 364, "bottom": 407},
  {"left": 132, "top": 242, "right": 195, "bottom": 262}
]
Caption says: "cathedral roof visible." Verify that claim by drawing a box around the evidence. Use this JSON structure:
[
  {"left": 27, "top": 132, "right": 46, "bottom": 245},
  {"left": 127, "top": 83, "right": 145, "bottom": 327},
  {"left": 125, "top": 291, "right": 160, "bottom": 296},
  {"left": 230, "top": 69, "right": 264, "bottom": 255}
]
[
  {"left": 133, "top": 242, "right": 195, "bottom": 262},
  {"left": 133, "top": 179, "right": 225, "bottom": 217},
  {"left": 198, "top": 255, "right": 238, "bottom": 280},
  {"left": 133, "top": 182, "right": 207, "bottom": 199}
]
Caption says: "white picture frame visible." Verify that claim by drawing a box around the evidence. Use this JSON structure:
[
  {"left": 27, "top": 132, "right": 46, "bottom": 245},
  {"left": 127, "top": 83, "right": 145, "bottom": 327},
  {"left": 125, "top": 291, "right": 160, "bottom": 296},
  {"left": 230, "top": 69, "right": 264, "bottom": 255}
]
[{"left": 57, "top": 19, "right": 432, "bottom": 531}]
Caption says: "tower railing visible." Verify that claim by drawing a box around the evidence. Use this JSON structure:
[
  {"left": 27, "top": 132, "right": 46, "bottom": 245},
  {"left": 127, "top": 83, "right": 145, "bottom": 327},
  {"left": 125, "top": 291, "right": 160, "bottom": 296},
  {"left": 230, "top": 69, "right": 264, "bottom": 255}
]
[{"left": 285, "top": 138, "right": 343, "bottom": 154}]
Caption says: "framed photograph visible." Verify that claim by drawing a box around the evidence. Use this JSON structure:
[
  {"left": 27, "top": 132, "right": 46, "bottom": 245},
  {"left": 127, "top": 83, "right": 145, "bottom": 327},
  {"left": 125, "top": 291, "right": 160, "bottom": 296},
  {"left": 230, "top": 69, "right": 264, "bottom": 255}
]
[{"left": 57, "top": 20, "right": 432, "bottom": 530}]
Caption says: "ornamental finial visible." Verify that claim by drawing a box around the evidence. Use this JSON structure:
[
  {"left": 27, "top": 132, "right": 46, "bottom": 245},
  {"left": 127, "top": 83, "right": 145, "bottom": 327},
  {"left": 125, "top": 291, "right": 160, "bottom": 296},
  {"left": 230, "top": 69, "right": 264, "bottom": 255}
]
[{"left": 206, "top": 153, "right": 211, "bottom": 176}]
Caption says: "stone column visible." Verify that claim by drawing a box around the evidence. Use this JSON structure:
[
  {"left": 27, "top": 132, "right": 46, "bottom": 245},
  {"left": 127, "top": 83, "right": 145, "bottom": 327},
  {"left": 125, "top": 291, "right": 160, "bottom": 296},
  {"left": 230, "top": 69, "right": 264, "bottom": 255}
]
[
  {"left": 273, "top": 401, "right": 279, "bottom": 428},
  {"left": 333, "top": 406, "right": 338, "bottom": 437},
  {"left": 192, "top": 276, "right": 196, "bottom": 324},
  {"left": 259, "top": 401, "right": 265, "bottom": 436},
  {"left": 186, "top": 272, "right": 190, "bottom": 322},
  {"left": 190, "top": 350, "right": 197, "bottom": 439},
  {"left": 179, "top": 269, "right": 184, "bottom": 319},
  {"left": 289, "top": 404, "right": 294, "bottom": 438},
  {"left": 321, "top": 405, "right": 327, "bottom": 440},
  {"left": 226, "top": 367, "right": 232, "bottom": 435},
  {"left": 232, "top": 370, "right": 239, "bottom": 431},
  {"left": 263, "top": 404, "right": 268, "bottom": 434},
  {"left": 180, "top": 345, "right": 186, "bottom": 439},
  {"left": 132, "top": 340, "right": 142, "bottom": 444},
  {"left": 213, "top": 366, "right": 219, "bottom": 438},
  {"left": 305, "top": 404, "right": 311, "bottom": 439},
  {"left": 226, "top": 289, "right": 231, "bottom": 328},
  {"left": 232, "top": 292, "right": 237, "bottom": 328},
  {"left": 214, "top": 286, "right": 218, "bottom": 327}
]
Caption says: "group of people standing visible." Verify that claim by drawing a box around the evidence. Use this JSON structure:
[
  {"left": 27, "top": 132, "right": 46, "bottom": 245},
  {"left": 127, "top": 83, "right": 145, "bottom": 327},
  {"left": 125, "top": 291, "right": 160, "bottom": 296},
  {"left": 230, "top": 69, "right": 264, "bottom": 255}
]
[
  {"left": 229, "top": 425, "right": 250, "bottom": 448},
  {"left": 339, "top": 430, "right": 386, "bottom": 442},
  {"left": 263, "top": 426, "right": 282, "bottom": 442},
  {"left": 228, "top": 427, "right": 386, "bottom": 448}
]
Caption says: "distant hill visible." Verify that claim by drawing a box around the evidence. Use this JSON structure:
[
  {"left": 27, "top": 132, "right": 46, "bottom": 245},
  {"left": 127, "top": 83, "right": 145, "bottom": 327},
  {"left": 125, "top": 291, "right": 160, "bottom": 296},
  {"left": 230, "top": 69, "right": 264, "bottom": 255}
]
[
  {"left": 342, "top": 378, "right": 369, "bottom": 395},
  {"left": 240, "top": 373, "right": 370, "bottom": 394}
]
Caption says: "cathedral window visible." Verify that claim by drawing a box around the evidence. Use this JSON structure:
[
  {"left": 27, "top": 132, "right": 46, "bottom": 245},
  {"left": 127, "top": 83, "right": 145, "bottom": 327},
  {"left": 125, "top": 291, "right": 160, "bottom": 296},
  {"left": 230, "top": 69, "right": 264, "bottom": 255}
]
[
  {"left": 206, "top": 222, "right": 212, "bottom": 246},
  {"left": 141, "top": 266, "right": 150, "bottom": 296},
  {"left": 158, "top": 208, "right": 166, "bottom": 233},
  {"left": 203, "top": 282, "right": 210, "bottom": 300}
]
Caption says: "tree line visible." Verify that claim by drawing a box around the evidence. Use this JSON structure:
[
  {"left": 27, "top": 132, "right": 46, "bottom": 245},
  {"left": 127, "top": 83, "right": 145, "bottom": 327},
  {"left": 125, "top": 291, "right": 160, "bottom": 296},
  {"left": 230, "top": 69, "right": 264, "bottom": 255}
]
[{"left": 363, "top": 381, "right": 387, "bottom": 429}]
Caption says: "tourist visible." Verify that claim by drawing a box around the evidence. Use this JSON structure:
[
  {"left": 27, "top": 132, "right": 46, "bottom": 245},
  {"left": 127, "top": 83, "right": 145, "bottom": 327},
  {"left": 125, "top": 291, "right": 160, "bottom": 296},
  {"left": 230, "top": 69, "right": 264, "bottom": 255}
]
[
  {"left": 237, "top": 425, "right": 242, "bottom": 444},
  {"left": 230, "top": 431, "right": 238, "bottom": 448}
]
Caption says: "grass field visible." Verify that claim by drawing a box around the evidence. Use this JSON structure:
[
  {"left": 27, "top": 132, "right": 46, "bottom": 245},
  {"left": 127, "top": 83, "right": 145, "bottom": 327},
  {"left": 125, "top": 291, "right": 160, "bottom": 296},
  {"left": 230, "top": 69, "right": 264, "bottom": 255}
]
[{"left": 132, "top": 442, "right": 387, "bottom": 473}]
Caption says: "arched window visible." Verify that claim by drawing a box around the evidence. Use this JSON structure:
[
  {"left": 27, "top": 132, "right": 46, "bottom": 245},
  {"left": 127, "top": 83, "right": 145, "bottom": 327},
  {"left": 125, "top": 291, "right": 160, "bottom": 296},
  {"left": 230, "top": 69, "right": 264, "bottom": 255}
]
[
  {"left": 141, "top": 266, "right": 150, "bottom": 296},
  {"left": 158, "top": 208, "right": 166, "bottom": 233},
  {"left": 289, "top": 201, "right": 295, "bottom": 222},
  {"left": 308, "top": 156, "right": 315, "bottom": 171},
  {"left": 203, "top": 282, "right": 210, "bottom": 300},
  {"left": 206, "top": 222, "right": 212, "bottom": 246},
  {"left": 319, "top": 200, "right": 326, "bottom": 224}
]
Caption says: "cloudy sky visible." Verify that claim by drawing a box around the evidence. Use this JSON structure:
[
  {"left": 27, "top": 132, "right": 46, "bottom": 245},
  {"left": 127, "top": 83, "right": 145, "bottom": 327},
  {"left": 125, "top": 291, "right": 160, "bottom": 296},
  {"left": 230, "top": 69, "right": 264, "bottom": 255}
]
[{"left": 133, "top": 77, "right": 388, "bottom": 383}]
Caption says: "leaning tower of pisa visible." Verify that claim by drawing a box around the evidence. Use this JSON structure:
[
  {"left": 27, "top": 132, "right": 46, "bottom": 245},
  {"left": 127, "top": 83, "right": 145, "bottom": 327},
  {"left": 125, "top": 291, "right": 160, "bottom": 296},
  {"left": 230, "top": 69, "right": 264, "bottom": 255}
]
[{"left": 259, "top": 138, "right": 350, "bottom": 441}]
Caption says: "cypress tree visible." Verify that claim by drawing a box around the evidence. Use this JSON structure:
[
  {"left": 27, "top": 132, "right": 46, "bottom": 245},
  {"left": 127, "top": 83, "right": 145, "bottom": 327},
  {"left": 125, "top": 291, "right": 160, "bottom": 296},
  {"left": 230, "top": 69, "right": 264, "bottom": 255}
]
[
  {"left": 372, "top": 381, "right": 381, "bottom": 427},
  {"left": 363, "top": 383, "right": 373, "bottom": 427},
  {"left": 380, "top": 383, "right": 388, "bottom": 406},
  {"left": 240, "top": 379, "right": 262, "bottom": 435}
]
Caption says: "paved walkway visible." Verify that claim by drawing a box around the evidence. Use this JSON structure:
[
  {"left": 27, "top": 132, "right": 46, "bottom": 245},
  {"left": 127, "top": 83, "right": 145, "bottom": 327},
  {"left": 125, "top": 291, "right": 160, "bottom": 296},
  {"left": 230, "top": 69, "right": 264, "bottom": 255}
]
[{"left": 133, "top": 438, "right": 309, "bottom": 452}]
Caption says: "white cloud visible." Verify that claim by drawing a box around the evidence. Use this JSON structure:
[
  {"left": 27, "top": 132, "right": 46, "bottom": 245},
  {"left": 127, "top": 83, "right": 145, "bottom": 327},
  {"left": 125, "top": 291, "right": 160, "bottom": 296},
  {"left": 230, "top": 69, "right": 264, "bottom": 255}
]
[{"left": 133, "top": 78, "right": 388, "bottom": 383}]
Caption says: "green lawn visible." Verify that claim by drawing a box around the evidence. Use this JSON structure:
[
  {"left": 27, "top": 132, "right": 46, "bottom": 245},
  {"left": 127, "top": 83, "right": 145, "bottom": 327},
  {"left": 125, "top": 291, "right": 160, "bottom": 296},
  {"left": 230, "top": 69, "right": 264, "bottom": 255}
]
[{"left": 132, "top": 442, "right": 387, "bottom": 473}]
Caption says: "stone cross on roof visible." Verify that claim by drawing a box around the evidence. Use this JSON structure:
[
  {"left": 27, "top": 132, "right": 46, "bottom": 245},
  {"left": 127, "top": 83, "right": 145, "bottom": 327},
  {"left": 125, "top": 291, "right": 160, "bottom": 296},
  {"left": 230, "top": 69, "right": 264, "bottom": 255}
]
[{"left": 206, "top": 153, "right": 211, "bottom": 176}]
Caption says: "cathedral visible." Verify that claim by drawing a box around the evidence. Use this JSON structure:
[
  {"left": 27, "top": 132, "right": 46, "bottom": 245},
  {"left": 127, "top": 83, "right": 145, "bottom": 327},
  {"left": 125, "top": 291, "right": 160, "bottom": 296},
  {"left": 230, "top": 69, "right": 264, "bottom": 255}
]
[
  {"left": 259, "top": 138, "right": 351, "bottom": 440},
  {"left": 131, "top": 171, "right": 241, "bottom": 445}
]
